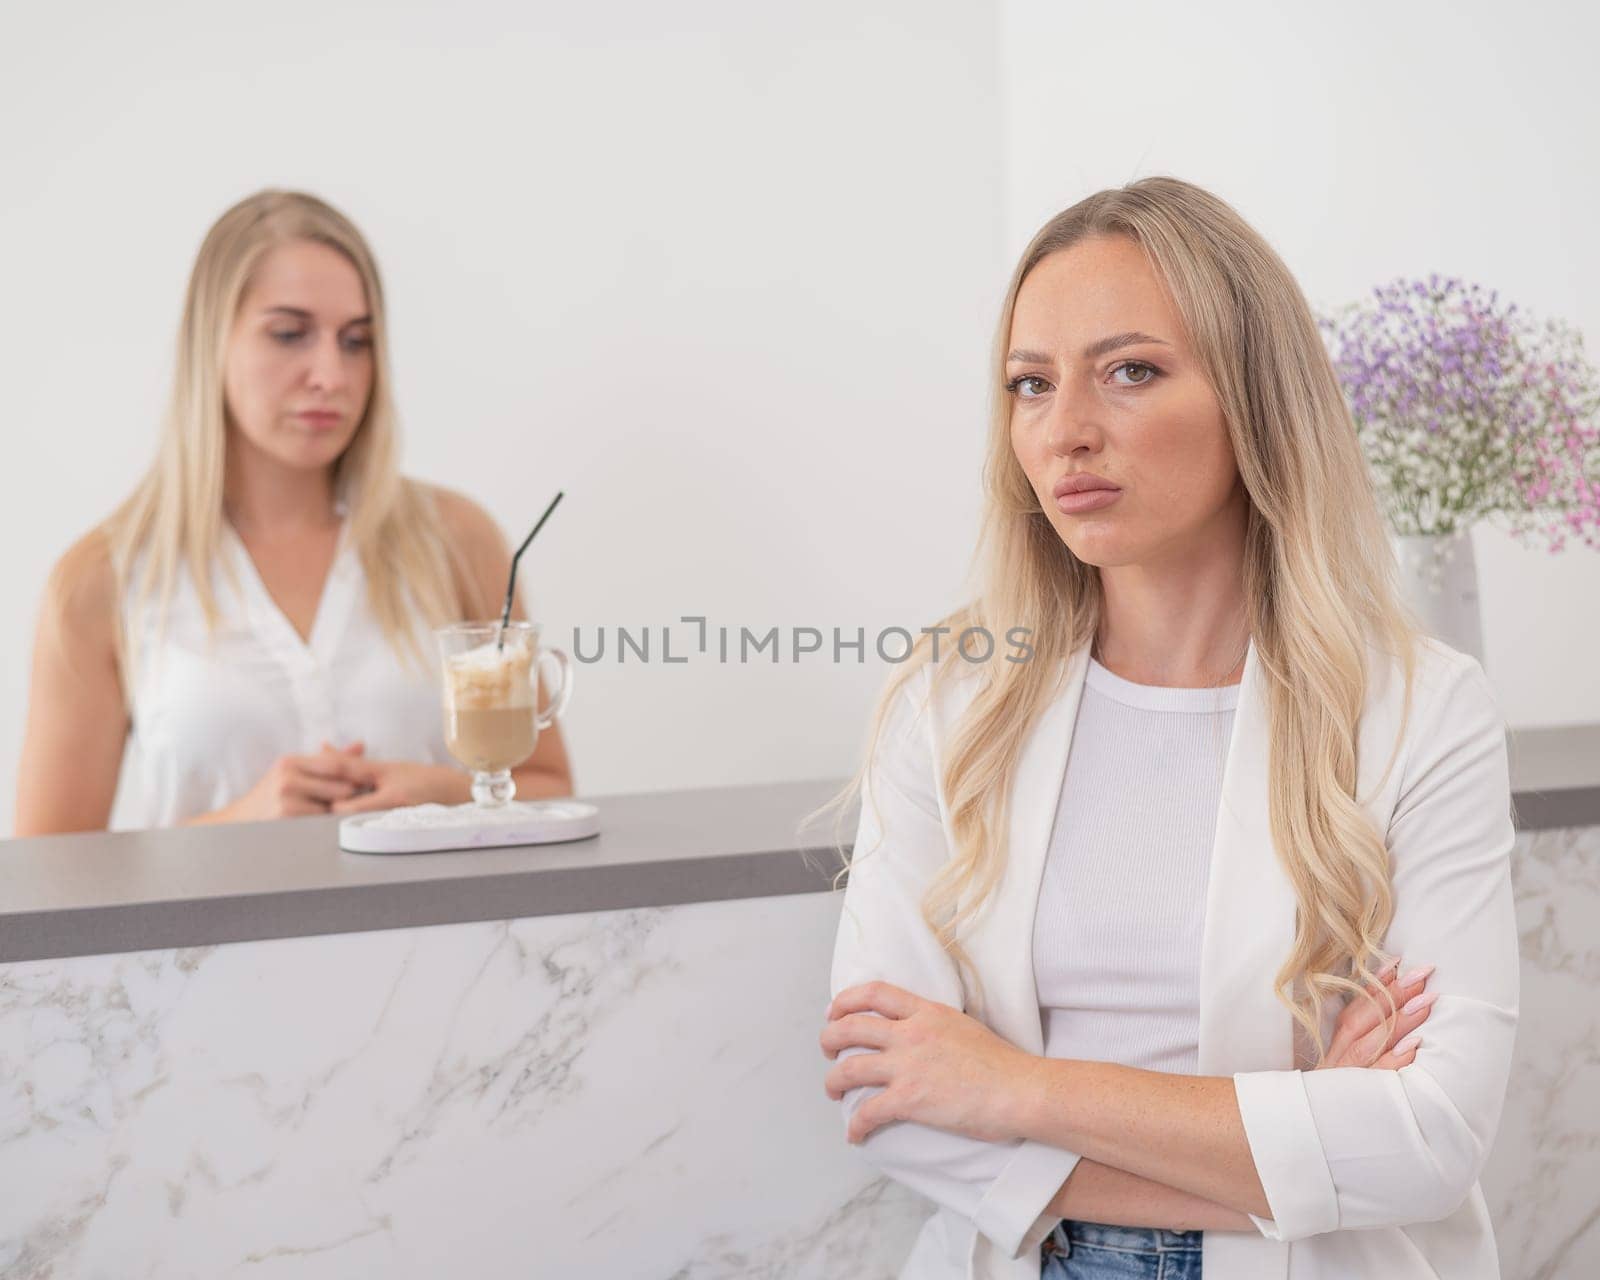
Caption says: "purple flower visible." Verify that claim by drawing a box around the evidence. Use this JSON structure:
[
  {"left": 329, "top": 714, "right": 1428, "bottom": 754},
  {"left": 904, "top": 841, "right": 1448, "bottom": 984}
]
[{"left": 1318, "top": 275, "right": 1600, "bottom": 548}]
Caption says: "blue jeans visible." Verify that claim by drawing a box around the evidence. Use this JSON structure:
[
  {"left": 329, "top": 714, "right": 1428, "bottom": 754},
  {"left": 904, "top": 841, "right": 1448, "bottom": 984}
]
[{"left": 1040, "top": 1219, "right": 1203, "bottom": 1279}]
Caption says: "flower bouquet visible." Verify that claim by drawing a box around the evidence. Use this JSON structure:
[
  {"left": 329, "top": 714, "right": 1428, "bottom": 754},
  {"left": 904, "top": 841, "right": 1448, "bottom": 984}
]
[{"left": 1319, "top": 275, "right": 1600, "bottom": 658}]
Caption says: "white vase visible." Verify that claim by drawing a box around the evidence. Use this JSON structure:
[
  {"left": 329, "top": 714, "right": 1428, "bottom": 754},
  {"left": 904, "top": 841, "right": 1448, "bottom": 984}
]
[{"left": 1392, "top": 529, "right": 1486, "bottom": 665}]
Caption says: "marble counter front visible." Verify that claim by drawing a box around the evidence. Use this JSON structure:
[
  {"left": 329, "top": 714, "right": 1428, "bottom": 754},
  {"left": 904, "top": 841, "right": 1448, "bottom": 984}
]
[{"left": 1, "top": 891, "right": 934, "bottom": 1277}]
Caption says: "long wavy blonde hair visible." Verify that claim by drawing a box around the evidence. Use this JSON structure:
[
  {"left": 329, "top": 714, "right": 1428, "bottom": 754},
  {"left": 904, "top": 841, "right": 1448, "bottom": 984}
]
[
  {"left": 102, "top": 189, "right": 483, "bottom": 697},
  {"left": 823, "top": 175, "right": 1442, "bottom": 1068}
]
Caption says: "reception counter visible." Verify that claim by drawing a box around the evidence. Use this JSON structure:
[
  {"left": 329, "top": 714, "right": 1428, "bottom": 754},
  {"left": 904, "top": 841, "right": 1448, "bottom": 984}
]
[{"left": 2, "top": 726, "right": 1597, "bottom": 1278}]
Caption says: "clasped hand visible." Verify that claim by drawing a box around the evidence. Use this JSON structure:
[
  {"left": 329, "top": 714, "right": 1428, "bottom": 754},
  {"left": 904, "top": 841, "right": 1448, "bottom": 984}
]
[{"left": 228, "top": 740, "right": 468, "bottom": 820}]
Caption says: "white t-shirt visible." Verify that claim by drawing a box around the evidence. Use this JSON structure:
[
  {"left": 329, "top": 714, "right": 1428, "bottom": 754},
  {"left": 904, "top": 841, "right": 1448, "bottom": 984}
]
[
  {"left": 1035, "top": 655, "right": 1239, "bottom": 1074},
  {"left": 839, "top": 655, "right": 1239, "bottom": 1234},
  {"left": 110, "top": 515, "right": 455, "bottom": 829}
]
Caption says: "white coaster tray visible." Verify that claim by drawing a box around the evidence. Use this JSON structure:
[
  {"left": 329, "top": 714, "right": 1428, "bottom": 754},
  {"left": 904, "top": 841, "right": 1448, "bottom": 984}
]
[{"left": 339, "top": 799, "right": 601, "bottom": 854}]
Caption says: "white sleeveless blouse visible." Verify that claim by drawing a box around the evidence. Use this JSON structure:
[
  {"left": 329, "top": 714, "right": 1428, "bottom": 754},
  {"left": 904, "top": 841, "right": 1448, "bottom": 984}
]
[{"left": 109, "top": 517, "right": 455, "bottom": 830}]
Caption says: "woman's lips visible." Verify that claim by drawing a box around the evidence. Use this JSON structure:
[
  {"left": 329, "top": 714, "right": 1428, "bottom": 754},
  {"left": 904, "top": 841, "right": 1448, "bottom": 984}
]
[
  {"left": 296, "top": 411, "right": 342, "bottom": 430},
  {"left": 1056, "top": 487, "right": 1122, "bottom": 514}
]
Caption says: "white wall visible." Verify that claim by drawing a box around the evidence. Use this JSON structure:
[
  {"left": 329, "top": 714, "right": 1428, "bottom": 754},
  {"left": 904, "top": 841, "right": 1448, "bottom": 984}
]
[
  {"left": 999, "top": 0, "right": 1600, "bottom": 725},
  {"left": 6, "top": 2, "right": 1595, "bottom": 836},
  {"left": 0, "top": 1, "right": 1006, "bottom": 828}
]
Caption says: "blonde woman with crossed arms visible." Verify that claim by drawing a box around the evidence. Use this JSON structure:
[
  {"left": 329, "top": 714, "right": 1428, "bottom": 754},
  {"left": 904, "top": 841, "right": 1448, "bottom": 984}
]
[
  {"left": 820, "top": 178, "right": 1516, "bottom": 1279},
  {"left": 17, "top": 190, "right": 572, "bottom": 833}
]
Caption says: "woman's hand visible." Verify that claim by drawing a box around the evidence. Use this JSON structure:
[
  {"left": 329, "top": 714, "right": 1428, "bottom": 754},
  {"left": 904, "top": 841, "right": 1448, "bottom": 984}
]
[
  {"left": 1320, "top": 958, "right": 1436, "bottom": 1070},
  {"left": 820, "top": 981, "right": 1034, "bottom": 1145},
  {"left": 328, "top": 755, "right": 469, "bottom": 814},
  {"left": 218, "top": 743, "right": 378, "bottom": 821}
]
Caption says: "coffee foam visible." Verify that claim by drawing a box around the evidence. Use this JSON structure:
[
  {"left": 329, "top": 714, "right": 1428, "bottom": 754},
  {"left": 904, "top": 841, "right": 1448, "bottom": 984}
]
[{"left": 445, "top": 637, "right": 535, "bottom": 709}]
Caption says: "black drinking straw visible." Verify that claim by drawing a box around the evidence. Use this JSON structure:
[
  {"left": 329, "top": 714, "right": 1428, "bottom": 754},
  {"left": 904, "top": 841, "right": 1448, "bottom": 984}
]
[{"left": 497, "top": 490, "right": 565, "bottom": 653}]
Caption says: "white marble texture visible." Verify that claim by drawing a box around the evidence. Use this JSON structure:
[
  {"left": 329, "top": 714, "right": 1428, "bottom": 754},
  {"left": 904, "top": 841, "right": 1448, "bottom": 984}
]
[
  {"left": 0, "top": 893, "right": 926, "bottom": 1279},
  {"left": 1482, "top": 824, "right": 1600, "bottom": 1279},
  {"left": 2, "top": 825, "right": 1596, "bottom": 1279}
]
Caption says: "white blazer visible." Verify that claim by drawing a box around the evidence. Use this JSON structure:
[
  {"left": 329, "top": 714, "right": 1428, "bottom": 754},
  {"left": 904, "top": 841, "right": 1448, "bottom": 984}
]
[{"left": 829, "top": 633, "right": 1519, "bottom": 1280}]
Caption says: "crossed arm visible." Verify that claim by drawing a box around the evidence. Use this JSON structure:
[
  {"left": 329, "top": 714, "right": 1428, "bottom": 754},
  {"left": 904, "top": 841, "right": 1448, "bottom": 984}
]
[
  {"left": 824, "top": 955, "right": 1436, "bottom": 1236},
  {"left": 1027, "top": 1062, "right": 1270, "bottom": 1223},
  {"left": 1029, "top": 993, "right": 1434, "bottom": 1227},
  {"left": 1045, "top": 1153, "right": 1259, "bottom": 1231},
  {"left": 822, "top": 981, "right": 1271, "bottom": 1229}
]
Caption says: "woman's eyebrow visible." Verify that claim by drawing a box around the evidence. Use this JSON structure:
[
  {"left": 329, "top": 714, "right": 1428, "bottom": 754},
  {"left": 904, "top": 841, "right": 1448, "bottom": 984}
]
[
  {"left": 1006, "top": 331, "right": 1172, "bottom": 365},
  {"left": 263, "top": 305, "right": 373, "bottom": 327}
]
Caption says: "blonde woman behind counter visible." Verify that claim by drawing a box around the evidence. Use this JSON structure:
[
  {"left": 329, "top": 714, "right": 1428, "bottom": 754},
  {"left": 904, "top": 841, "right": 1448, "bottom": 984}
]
[{"left": 16, "top": 189, "right": 573, "bottom": 834}]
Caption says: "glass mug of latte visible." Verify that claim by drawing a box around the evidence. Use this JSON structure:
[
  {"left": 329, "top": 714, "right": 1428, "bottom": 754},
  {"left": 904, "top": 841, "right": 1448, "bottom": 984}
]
[{"left": 435, "top": 622, "right": 574, "bottom": 807}]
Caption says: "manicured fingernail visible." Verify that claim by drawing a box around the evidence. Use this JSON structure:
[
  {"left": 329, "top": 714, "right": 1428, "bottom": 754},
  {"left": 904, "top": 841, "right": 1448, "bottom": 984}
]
[
  {"left": 1394, "top": 1034, "right": 1422, "bottom": 1056},
  {"left": 1402, "top": 990, "right": 1438, "bottom": 1016},
  {"left": 1399, "top": 964, "right": 1436, "bottom": 987}
]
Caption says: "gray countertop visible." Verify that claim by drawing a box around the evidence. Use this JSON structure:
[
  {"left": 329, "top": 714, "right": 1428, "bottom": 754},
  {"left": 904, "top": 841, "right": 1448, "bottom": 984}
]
[
  {"left": 0, "top": 778, "right": 852, "bottom": 964},
  {"left": 1506, "top": 723, "right": 1599, "bottom": 829},
  {"left": 1, "top": 724, "right": 1595, "bottom": 966}
]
